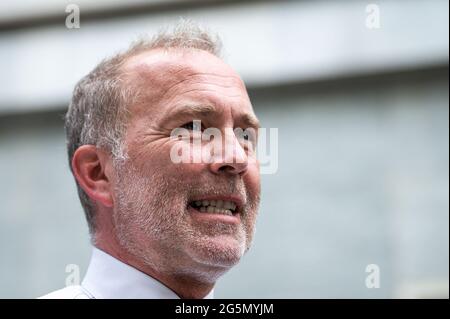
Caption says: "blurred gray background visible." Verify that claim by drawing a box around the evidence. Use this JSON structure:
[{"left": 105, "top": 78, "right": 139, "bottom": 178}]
[{"left": 0, "top": 0, "right": 448, "bottom": 298}]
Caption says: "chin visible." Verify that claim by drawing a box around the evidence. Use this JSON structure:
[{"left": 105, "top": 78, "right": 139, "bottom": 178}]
[{"left": 188, "top": 234, "right": 247, "bottom": 269}]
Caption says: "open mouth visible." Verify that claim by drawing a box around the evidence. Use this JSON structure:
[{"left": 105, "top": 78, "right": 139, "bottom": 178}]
[{"left": 188, "top": 199, "right": 240, "bottom": 216}]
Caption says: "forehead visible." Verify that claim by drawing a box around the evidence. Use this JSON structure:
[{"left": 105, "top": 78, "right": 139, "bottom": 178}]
[
  {"left": 121, "top": 49, "right": 251, "bottom": 114},
  {"left": 123, "top": 48, "right": 246, "bottom": 90}
]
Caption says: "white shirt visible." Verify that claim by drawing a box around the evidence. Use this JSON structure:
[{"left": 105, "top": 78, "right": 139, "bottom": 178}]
[{"left": 39, "top": 247, "right": 214, "bottom": 299}]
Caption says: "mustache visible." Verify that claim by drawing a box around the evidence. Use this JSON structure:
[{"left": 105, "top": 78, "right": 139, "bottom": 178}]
[{"left": 186, "top": 179, "right": 247, "bottom": 201}]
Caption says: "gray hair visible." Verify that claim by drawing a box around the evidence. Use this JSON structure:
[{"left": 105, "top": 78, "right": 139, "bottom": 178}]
[{"left": 65, "top": 20, "right": 222, "bottom": 234}]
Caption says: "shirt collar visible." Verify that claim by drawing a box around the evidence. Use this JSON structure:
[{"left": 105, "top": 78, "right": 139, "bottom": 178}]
[{"left": 81, "top": 246, "right": 214, "bottom": 299}]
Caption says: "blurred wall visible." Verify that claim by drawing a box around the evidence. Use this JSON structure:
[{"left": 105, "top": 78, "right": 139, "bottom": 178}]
[{"left": 0, "top": 0, "right": 448, "bottom": 298}]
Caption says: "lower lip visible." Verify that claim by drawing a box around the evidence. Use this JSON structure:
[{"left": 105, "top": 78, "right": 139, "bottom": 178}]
[{"left": 187, "top": 205, "right": 241, "bottom": 225}]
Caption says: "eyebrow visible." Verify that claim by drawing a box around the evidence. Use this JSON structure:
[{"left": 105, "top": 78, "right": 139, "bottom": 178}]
[
  {"left": 172, "top": 104, "right": 217, "bottom": 118},
  {"left": 166, "top": 104, "right": 261, "bottom": 129},
  {"left": 241, "top": 113, "right": 261, "bottom": 129}
]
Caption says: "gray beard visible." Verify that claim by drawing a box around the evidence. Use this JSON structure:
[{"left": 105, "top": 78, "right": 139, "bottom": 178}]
[{"left": 110, "top": 157, "right": 259, "bottom": 279}]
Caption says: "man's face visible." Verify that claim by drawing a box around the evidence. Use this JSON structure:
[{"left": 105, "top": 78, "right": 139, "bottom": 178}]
[{"left": 111, "top": 49, "right": 260, "bottom": 278}]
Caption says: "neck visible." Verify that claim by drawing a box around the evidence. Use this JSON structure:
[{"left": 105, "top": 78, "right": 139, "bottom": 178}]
[{"left": 94, "top": 231, "right": 215, "bottom": 299}]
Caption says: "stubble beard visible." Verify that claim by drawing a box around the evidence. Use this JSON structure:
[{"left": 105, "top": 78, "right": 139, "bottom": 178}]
[{"left": 111, "top": 157, "right": 260, "bottom": 282}]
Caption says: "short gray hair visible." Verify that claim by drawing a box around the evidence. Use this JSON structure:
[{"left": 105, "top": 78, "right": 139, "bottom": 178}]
[{"left": 65, "top": 20, "right": 222, "bottom": 234}]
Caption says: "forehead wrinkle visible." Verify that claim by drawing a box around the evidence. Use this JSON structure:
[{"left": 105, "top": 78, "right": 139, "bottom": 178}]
[
  {"left": 160, "top": 72, "right": 245, "bottom": 102},
  {"left": 125, "top": 61, "right": 189, "bottom": 90},
  {"left": 166, "top": 87, "right": 245, "bottom": 104},
  {"left": 125, "top": 63, "right": 245, "bottom": 110}
]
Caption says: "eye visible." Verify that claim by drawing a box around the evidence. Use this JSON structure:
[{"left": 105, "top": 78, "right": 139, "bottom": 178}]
[
  {"left": 235, "top": 127, "right": 257, "bottom": 145},
  {"left": 180, "top": 120, "right": 203, "bottom": 131}
]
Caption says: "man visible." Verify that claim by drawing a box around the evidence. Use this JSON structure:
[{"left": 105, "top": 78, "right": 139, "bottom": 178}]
[{"left": 41, "top": 21, "right": 261, "bottom": 299}]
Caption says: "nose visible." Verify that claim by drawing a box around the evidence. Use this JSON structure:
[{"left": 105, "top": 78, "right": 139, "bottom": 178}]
[{"left": 209, "top": 132, "right": 248, "bottom": 176}]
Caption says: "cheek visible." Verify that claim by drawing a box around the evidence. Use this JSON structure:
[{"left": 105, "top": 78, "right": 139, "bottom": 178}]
[
  {"left": 130, "top": 134, "right": 202, "bottom": 166},
  {"left": 132, "top": 147, "right": 207, "bottom": 184},
  {"left": 127, "top": 138, "right": 176, "bottom": 171},
  {"left": 242, "top": 164, "right": 261, "bottom": 228},
  {"left": 244, "top": 163, "right": 261, "bottom": 197}
]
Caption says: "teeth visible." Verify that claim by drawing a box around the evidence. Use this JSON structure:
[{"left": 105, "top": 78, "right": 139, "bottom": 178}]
[
  {"left": 212, "top": 207, "right": 233, "bottom": 216},
  {"left": 201, "top": 205, "right": 232, "bottom": 215},
  {"left": 191, "top": 199, "right": 238, "bottom": 215},
  {"left": 223, "top": 209, "right": 233, "bottom": 215}
]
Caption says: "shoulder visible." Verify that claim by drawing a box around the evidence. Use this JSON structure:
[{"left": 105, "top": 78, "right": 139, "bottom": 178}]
[{"left": 38, "top": 285, "right": 92, "bottom": 299}]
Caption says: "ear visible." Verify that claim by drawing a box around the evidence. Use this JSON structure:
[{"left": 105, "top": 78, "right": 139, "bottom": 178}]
[{"left": 71, "top": 145, "right": 114, "bottom": 208}]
